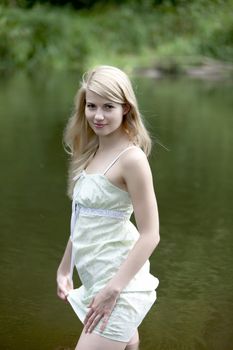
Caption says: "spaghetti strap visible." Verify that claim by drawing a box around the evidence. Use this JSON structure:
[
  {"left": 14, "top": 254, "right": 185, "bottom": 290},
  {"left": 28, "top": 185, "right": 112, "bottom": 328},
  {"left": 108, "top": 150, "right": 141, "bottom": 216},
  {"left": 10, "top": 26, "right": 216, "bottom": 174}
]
[{"left": 103, "top": 145, "right": 137, "bottom": 175}]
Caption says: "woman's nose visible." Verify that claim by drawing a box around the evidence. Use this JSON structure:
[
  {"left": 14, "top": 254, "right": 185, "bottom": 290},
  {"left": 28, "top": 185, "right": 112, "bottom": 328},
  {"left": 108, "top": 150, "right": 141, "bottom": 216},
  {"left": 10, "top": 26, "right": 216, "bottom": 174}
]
[{"left": 94, "top": 108, "right": 104, "bottom": 121}]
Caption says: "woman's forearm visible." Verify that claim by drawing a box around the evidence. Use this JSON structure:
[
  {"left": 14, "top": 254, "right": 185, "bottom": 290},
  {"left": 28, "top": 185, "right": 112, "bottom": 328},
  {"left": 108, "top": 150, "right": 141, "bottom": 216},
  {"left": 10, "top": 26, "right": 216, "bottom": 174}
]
[
  {"left": 107, "top": 232, "right": 160, "bottom": 293},
  {"left": 57, "top": 238, "right": 72, "bottom": 276}
]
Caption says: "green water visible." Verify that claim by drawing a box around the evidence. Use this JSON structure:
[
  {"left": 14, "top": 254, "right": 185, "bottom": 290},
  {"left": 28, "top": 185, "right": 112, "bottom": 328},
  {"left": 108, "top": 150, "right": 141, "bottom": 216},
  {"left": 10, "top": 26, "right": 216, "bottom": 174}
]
[{"left": 0, "top": 71, "right": 232, "bottom": 350}]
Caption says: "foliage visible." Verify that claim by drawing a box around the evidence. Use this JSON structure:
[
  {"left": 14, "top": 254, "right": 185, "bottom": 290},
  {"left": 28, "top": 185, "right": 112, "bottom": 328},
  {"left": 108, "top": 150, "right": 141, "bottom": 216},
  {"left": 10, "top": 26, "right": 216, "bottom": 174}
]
[
  {"left": 0, "top": 5, "right": 89, "bottom": 71},
  {"left": 0, "top": 0, "right": 233, "bottom": 73},
  {"left": 0, "top": 0, "right": 216, "bottom": 9}
]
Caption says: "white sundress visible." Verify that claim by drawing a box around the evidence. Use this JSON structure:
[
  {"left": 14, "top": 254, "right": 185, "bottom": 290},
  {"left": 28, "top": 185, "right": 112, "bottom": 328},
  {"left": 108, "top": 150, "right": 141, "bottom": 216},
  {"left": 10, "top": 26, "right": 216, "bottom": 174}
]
[{"left": 67, "top": 146, "right": 159, "bottom": 342}]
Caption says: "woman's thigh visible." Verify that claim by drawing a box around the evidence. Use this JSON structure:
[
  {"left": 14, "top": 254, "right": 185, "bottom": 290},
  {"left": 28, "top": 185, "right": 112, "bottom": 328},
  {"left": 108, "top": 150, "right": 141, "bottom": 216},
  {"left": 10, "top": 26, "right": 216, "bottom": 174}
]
[
  {"left": 127, "top": 329, "right": 139, "bottom": 345},
  {"left": 75, "top": 329, "right": 127, "bottom": 350}
]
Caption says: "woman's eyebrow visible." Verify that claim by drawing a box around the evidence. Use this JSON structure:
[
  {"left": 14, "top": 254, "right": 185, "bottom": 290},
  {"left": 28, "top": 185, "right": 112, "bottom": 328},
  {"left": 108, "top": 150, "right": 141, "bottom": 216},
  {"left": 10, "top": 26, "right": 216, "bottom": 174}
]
[{"left": 86, "top": 100, "right": 114, "bottom": 104}]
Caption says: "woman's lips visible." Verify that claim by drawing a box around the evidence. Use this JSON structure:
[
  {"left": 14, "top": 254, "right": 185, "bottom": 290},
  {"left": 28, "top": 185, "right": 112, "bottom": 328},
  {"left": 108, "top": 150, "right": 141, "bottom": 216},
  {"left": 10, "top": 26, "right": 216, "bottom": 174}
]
[{"left": 94, "top": 123, "right": 106, "bottom": 128}]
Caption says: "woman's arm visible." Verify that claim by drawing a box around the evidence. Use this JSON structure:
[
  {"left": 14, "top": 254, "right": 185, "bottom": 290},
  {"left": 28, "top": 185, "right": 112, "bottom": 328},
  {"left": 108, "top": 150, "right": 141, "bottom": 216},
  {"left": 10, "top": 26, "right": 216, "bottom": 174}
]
[
  {"left": 57, "top": 237, "right": 72, "bottom": 275},
  {"left": 84, "top": 148, "right": 160, "bottom": 332},
  {"left": 56, "top": 238, "right": 73, "bottom": 301},
  {"left": 106, "top": 148, "right": 160, "bottom": 292}
]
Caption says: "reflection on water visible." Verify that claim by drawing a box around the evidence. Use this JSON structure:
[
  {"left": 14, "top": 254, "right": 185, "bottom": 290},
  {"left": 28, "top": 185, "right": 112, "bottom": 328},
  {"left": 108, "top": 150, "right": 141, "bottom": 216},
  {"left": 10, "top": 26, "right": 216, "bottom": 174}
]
[{"left": 0, "top": 72, "right": 232, "bottom": 350}]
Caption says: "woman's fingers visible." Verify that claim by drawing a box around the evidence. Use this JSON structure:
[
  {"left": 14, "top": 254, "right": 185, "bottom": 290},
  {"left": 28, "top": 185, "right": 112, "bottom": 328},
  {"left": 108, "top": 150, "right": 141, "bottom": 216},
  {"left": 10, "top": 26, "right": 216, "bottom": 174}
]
[
  {"left": 84, "top": 307, "right": 112, "bottom": 333},
  {"left": 57, "top": 288, "right": 67, "bottom": 301},
  {"left": 89, "top": 314, "right": 103, "bottom": 332},
  {"left": 56, "top": 274, "right": 74, "bottom": 303},
  {"left": 58, "top": 284, "right": 68, "bottom": 296},
  {"left": 84, "top": 304, "right": 95, "bottom": 325},
  {"left": 83, "top": 288, "right": 118, "bottom": 333},
  {"left": 100, "top": 314, "right": 110, "bottom": 332},
  {"left": 85, "top": 312, "right": 103, "bottom": 333},
  {"left": 57, "top": 282, "right": 69, "bottom": 297}
]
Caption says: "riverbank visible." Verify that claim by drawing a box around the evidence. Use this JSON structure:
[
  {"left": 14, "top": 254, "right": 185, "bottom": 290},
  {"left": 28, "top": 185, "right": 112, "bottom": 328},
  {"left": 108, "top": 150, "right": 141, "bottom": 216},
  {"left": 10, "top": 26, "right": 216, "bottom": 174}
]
[
  {"left": 1, "top": 1, "right": 233, "bottom": 77},
  {"left": 135, "top": 57, "right": 233, "bottom": 81}
]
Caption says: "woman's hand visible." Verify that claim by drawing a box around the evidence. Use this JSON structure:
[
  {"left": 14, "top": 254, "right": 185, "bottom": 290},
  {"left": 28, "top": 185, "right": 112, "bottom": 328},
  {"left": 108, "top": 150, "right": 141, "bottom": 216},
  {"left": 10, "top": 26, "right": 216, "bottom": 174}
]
[
  {"left": 56, "top": 272, "right": 73, "bottom": 302},
  {"left": 84, "top": 286, "right": 120, "bottom": 333}
]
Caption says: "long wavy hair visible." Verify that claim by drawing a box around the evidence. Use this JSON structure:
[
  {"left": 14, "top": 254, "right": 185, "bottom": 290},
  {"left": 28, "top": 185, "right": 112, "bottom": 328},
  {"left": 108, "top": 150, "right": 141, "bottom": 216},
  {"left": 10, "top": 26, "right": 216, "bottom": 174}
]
[{"left": 63, "top": 65, "right": 152, "bottom": 197}]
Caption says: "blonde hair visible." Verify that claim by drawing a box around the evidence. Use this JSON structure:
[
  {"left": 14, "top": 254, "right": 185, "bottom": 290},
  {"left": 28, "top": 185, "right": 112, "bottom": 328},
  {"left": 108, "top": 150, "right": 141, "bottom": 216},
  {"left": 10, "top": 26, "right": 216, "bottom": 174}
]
[{"left": 63, "top": 65, "right": 152, "bottom": 197}]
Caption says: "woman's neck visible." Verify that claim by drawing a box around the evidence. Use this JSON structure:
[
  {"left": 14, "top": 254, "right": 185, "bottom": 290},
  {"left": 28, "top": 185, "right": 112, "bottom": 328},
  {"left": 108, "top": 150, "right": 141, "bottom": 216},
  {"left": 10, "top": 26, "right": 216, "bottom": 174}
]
[{"left": 97, "top": 130, "right": 132, "bottom": 152}]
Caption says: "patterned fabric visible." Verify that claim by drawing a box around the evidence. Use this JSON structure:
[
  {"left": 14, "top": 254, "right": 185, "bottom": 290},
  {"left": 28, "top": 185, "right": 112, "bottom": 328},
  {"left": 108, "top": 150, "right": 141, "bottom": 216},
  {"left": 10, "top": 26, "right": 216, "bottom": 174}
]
[{"left": 69, "top": 201, "right": 129, "bottom": 279}]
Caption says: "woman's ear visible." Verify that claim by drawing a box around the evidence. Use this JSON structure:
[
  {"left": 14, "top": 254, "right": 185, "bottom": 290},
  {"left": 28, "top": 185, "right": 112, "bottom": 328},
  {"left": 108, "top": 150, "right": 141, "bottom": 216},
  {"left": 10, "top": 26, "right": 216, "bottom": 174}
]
[{"left": 123, "top": 103, "right": 131, "bottom": 115}]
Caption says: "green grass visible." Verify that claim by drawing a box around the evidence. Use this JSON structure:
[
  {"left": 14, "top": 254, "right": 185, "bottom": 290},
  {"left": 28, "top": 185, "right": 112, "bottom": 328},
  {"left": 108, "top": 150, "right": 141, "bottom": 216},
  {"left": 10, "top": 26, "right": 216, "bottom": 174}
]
[{"left": 0, "top": 0, "right": 233, "bottom": 73}]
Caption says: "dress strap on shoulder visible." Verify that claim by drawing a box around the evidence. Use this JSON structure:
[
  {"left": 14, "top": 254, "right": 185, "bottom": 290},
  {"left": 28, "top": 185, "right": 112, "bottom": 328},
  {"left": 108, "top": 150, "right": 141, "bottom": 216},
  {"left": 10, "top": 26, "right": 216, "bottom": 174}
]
[{"left": 103, "top": 145, "right": 137, "bottom": 175}]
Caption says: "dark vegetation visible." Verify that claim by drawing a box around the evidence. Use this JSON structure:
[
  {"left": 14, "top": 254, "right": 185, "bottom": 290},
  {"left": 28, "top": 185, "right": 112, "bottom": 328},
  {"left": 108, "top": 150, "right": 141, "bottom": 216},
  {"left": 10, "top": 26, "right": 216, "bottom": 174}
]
[{"left": 1, "top": 0, "right": 233, "bottom": 74}]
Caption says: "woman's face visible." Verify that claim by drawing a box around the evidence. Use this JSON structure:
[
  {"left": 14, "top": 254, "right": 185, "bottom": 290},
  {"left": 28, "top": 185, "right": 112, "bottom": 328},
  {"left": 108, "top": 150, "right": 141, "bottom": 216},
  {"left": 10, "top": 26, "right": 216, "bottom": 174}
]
[{"left": 85, "top": 89, "right": 128, "bottom": 137}]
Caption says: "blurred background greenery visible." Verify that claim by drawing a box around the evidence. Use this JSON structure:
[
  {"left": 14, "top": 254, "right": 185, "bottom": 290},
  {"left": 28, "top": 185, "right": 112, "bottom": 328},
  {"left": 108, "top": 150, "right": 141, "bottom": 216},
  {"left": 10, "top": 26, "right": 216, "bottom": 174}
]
[
  {"left": 1, "top": 0, "right": 233, "bottom": 74},
  {"left": 1, "top": 2, "right": 233, "bottom": 350}
]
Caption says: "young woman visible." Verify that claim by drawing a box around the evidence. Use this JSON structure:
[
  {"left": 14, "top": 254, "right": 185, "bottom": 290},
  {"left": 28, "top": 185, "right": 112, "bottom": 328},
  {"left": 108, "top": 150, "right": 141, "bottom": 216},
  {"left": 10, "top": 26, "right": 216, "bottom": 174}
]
[{"left": 56, "top": 65, "right": 160, "bottom": 350}]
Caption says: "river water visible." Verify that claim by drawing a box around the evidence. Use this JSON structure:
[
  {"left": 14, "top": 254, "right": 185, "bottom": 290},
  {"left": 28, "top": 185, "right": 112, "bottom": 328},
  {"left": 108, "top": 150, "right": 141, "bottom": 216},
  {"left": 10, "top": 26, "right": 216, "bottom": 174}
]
[{"left": 0, "top": 71, "right": 232, "bottom": 350}]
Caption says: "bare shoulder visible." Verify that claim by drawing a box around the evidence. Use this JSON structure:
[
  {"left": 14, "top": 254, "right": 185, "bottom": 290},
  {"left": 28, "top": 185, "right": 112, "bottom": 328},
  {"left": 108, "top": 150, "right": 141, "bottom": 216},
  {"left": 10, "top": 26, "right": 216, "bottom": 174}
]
[
  {"left": 120, "top": 146, "right": 158, "bottom": 227},
  {"left": 123, "top": 146, "right": 147, "bottom": 162},
  {"left": 120, "top": 146, "right": 152, "bottom": 182}
]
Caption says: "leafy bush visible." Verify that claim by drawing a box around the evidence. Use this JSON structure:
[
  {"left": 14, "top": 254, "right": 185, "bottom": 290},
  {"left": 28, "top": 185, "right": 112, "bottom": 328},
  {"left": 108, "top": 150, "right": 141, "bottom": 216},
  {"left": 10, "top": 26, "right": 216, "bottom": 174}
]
[{"left": 0, "top": 0, "right": 232, "bottom": 73}]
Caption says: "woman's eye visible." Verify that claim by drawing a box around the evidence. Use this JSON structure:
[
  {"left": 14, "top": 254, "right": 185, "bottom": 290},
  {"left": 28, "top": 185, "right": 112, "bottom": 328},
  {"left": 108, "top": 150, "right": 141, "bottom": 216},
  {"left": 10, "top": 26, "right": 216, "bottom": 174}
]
[
  {"left": 87, "top": 104, "right": 95, "bottom": 109},
  {"left": 104, "top": 105, "right": 114, "bottom": 110}
]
